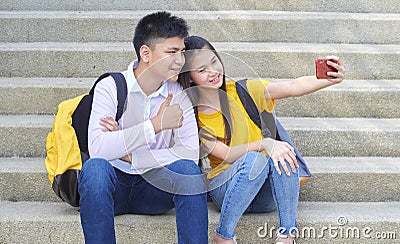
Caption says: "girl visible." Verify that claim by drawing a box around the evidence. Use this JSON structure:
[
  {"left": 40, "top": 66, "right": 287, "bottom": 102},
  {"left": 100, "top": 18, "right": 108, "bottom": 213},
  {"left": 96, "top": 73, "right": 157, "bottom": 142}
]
[{"left": 178, "top": 36, "right": 345, "bottom": 244}]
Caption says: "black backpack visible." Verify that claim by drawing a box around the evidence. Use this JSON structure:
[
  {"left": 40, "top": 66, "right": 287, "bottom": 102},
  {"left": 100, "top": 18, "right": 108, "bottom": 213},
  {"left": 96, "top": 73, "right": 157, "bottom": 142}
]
[{"left": 235, "top": 79, "right": 312, "bottom": 185}]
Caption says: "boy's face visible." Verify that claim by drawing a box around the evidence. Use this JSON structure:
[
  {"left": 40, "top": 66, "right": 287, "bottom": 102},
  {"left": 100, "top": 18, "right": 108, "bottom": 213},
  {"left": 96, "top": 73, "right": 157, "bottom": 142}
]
[{"left": 146, "top": 36, "right": 186, "bottom": 82}]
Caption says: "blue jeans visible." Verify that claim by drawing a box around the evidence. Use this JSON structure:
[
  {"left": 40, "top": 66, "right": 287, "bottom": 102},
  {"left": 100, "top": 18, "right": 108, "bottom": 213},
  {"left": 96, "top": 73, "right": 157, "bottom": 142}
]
[
  {"left": 78, "top": 158, "right": 208, "bottom": 244},
  {"left": 209, "top": 152, "right": 299, "bottom": 239}
]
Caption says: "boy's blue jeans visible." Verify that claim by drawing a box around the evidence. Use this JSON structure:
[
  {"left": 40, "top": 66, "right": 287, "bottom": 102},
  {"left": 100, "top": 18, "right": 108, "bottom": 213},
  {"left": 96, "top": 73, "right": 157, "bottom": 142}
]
[
  {"left": 78, "top": 158, "right": 208, "bottom": 244},
  {"left": 209, "top": 152, "right": 299, "bottom": 239}
]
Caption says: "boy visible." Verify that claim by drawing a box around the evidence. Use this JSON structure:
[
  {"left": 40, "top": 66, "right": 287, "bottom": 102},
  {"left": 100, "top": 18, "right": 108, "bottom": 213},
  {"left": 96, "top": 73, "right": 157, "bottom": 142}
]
[{"left": 79, "top": 12, "right": 208, "bottom": 243}]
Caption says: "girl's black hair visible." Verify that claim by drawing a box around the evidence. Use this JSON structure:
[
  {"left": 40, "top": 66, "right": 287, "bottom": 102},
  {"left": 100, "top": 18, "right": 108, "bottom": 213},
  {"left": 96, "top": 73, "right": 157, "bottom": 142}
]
[{"left": 178, "top": 36, "right": 232, "bottom": 145}]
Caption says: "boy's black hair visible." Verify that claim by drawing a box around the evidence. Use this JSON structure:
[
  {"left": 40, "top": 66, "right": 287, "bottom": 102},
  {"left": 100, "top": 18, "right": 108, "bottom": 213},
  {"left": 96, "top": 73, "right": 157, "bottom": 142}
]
[
  {"left": 133, "top": 11, "right": 189, "bottom": 60},
  {"left": 178, "top": 36, "right": 232, "bottom": 146}
]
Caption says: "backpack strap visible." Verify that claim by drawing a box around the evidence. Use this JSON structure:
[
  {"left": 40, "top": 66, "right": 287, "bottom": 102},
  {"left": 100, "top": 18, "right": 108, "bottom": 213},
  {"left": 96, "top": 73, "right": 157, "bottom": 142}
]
[
  {"left": 235, "top": 79, "right": 276, "bottom": 139},
  {"left": 235, "top": 79, "right": 312, "bottom": 179},
  {"left": 89, "top": 72, "right": 128, "bottom": 121},
  {"left": 110, "top": 73, "right": 128, "bottom": 121}
]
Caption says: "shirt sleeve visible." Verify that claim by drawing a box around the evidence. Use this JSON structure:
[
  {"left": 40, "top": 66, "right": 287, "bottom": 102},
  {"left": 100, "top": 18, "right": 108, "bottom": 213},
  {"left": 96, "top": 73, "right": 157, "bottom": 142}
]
[
  {"left": 131, "top": 89, "right": 200, "bottom": 170},
  {"left": 88, "top": 77, "right": 155, "bottom": 160},
  {"left": 246, "top": 79, "right": 275, "bottom": 113}
]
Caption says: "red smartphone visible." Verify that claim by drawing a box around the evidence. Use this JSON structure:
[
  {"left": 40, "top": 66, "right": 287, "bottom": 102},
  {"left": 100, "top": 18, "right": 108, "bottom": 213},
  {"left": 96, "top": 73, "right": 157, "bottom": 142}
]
[{"left": 315, "top": 58, "right": 337, "bottom": 79}]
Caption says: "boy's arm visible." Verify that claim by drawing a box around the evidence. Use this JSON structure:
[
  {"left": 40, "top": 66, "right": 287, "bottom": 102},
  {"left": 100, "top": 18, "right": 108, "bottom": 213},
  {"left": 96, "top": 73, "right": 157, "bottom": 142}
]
[
  {"left": 97, "top": 88, "right": 199, "bottom": 170},
  {"left": 131, "top": 91, "right": 200, "bottom": 170},
  {"left": 88, "top": 77, "right": 155, "bottom": 160},
  {"left": 265, "top": 56, "right": 346, "bottom": 100}
]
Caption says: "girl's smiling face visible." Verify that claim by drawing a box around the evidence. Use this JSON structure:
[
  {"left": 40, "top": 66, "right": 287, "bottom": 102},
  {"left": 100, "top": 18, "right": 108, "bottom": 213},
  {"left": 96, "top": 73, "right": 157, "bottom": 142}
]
[{"left": 188, "top": 48, "right": 224, "bottom": 89}]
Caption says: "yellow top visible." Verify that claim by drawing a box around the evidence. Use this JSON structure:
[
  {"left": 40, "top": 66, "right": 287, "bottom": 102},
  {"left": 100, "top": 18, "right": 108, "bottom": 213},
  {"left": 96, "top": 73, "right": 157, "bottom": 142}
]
[{"left": 198, "top": 79, "right": 275, "bottom": 179}]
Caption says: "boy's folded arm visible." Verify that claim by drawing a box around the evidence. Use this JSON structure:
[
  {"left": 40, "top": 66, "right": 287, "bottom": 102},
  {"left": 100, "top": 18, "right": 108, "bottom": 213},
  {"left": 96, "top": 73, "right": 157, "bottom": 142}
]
[
  {"left": 89, "top": 117, "right": 155, "bottom": 160},
  {"left": 88, "top": 78, "right": 156, "bottom": 160}
]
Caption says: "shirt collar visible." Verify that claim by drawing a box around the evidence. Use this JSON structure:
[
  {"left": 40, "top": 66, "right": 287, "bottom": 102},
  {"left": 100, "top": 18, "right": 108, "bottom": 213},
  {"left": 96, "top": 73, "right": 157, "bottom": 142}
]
[{"left": 127, "top": 60, "right": 169, "bottom": 98}]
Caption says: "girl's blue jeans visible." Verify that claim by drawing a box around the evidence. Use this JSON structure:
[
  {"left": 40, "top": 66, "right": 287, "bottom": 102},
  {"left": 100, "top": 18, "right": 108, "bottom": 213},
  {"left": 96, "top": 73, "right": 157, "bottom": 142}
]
[
  {"left": 78, "top": 158, "right": 208, "bottom": 244},
  {"left": 209, "top": 151, "right": 299, "bottom": 239}
]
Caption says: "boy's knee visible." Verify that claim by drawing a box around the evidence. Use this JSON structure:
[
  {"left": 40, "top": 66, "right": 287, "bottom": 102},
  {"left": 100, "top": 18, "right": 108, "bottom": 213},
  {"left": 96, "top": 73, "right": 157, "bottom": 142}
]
[
  {"left": 81, "top": 158, "right": 110, "bottom": 172},
  {"left": 153, "top": 160, "right": 206, "bottom": 195},
  {"left": 167, "top": 159, "right": 203, "bottom": 176},
  {"left": 79, "top": 158, "right": 115, "bottom": 188}
]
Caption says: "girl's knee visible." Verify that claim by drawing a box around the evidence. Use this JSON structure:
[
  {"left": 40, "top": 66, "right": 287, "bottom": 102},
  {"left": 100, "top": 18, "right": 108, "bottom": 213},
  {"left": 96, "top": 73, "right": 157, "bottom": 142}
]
[
  {"left": 267, "top": 158, "right": 299, "bottom": 176},
  {"left": 241, "top": 152, "right": 269, "bottom": 170},
  {"left": 244, "top": 151, "right": 264, "bottom": 159}
]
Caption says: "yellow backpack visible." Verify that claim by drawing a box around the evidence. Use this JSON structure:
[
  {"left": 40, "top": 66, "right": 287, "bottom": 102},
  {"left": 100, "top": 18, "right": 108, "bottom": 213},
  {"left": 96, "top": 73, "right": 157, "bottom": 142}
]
[{"left": 45, "top": 73, "right": 127, "bottom": 207}]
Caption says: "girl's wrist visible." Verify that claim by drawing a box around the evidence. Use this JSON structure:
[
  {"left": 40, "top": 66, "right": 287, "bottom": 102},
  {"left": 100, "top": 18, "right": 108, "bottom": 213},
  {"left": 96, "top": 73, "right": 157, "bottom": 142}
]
[
  {"left": 255, "top": 139, "right": 265, "bottom": 152},
  {"left": 261, "top": 138, "right": 274, "bottom": 152}
]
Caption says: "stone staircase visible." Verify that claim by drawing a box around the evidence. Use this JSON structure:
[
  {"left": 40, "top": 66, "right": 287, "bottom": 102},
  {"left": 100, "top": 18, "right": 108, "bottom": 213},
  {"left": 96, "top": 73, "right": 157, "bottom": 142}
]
[{"left": 1, "top": 0, "right": 400, "bottom": 243}]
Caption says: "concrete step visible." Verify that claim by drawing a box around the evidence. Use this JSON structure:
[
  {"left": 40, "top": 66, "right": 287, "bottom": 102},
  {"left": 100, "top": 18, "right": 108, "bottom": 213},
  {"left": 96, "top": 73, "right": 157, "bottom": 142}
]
[
  {"left": 273, "top": 79, "right": 400, "bottom": 118},
  {"left": 1, "top": 0, "right": 399, "bottom": 13},
  {"left": 0, "top": 200, "right": 399, "bottom": 243},
  {"left": 0, "top": 77, "right": 92, "bottom": 115},
  {"left": 1, "top": 42, "right": 399, "bottom": 80},
  {"left": 0, "top": 115, "right": 399, "bottom": 158},
  {"left": 0, "top": 157, "right": 60, "bottom": 202},
  {"left": 299, "top": 157, "right": 400, "bottom": 202},
  {"left": 279, "top": 117, "right": 400, "bottom": 157},
  {"left": 1, "top": 157, "right": 399, "bottom": 203},
  {"left": 2, "top": 11, "right": 400, "bottom": 44},
  {"left": 0, "top": 42, "right": 400, "bottom": 80},
  {"left": 2, "top": 78, "right": 399, "bottom": 118},
  {"left": 0, "top": 115, "right": 52, "bottom": 157}
]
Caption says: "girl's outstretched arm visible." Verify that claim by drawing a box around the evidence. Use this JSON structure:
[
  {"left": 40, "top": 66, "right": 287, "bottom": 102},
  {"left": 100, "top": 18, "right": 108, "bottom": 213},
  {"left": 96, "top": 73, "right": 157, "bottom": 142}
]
[{"left": 265, "top": 56, "right": 346, "bottom": 100}]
